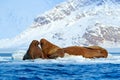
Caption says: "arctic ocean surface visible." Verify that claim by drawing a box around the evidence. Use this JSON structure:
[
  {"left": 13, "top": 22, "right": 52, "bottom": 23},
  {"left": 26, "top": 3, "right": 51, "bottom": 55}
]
[{"left": 0, "top": 51, "right": 120, "bottom": 80}]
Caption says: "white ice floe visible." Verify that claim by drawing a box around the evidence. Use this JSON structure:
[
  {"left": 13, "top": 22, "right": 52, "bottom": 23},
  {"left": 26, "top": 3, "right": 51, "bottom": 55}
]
[
  {"left": 11, "top": 50, "right": 26, "bottom": 61},
  {"left": 1, "top": 51, "right": 117, "bottom": 64},
  {"left": 0, "top": 48, "right": 119, "bottom": 64}
]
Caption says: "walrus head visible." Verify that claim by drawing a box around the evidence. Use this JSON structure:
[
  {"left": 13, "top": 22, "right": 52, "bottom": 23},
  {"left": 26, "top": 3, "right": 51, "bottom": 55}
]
[
  {"left": 40, "top": 38, "right": 47, "bottom": 49},
  {"left": 40, "top": 38, "right": 62, "bottom": 58},
  {"left": 23, "top": 40, "right": 40, "bottom": 60}
]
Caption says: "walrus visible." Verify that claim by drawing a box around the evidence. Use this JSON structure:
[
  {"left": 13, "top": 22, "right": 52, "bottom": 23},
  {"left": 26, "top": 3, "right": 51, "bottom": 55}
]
[
  {"left": 40, "top": 38, "right": 64, "bottom": 58},
  {"left": 23, "top": 40, "right": 44, "bottom": 60},
  {"left": 63, "top": 46, "right": 108, "bottom": 58},
  {"left": 85, "top": 46, "right": 108, "bottom": 58},
  {"left": 48, "top": 49, "right": 65, "bottom": 59}
]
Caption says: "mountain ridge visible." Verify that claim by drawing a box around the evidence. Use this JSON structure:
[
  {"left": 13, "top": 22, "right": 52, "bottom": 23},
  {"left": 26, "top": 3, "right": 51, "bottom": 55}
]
[{"left": 0, "top": 0, "right": 120, "bottom": 50}]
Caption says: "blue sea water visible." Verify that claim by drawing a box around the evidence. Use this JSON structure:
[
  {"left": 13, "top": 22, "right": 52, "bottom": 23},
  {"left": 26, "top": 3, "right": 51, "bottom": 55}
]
[{"left": 0, "top": 52, "right": 120, "bottom": 80}]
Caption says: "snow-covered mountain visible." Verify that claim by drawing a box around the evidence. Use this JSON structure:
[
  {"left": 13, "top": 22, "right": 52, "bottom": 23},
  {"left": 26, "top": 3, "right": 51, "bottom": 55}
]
[
  {"left": 0, "top": 0, "right": 120, "bottom": 51},
  {"left": 0, "top": 0, "right": 64, "bottom": 39}
]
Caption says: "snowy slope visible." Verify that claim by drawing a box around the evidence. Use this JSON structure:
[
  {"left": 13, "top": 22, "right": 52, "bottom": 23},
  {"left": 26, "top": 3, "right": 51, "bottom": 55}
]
[
  {"left": 0, "top": 0, "right": 64, "bottom": 39},
  {"left": 0, "top": 0, "right": 120, "bottom": 51}
]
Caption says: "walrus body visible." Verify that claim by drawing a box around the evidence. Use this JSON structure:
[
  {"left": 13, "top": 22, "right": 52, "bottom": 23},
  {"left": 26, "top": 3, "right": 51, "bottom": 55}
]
[
  {"left": 63, "top": 46, "right": 108, "bottom": 58},
  {"left": 23, "top": 40, "right": 44, "bottom": 60},
  {"left": 40, "top": 38, "right": 64, "bottom": 58},
  {"left": 85, "top": 46, "right": 108, "bottom": 58},
  {"left": 48, "top": 49, "right": 65, "bottom": 59},
  {"left": 63, "top": 46, "right": 84, "bottom": 55}
]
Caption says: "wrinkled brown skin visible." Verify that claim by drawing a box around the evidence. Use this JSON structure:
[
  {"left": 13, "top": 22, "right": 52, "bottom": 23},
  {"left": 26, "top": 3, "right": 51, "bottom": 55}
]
[
  {"left": 23, "top": 40, "right": 44, "bottom": 60},
  {"left": 85, "top": 46, "right": 108, "bottom": 58},
  {"left": 48, "top": 49, "right": 65, "bottom": 59},
  {"left": 63, "top": 46, "right": 84, "bottom": 55},
  {"left": 63, "top": 46, "right": 108, "bottom": 58},
  {"left": 40, "top": 38, "right": 63, "bottom": 59}
]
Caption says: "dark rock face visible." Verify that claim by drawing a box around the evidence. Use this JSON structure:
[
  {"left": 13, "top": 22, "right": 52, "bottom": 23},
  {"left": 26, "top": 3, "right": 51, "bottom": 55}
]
[{"left": 82, "top": 23, "right": 120, "bottom": 45}]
